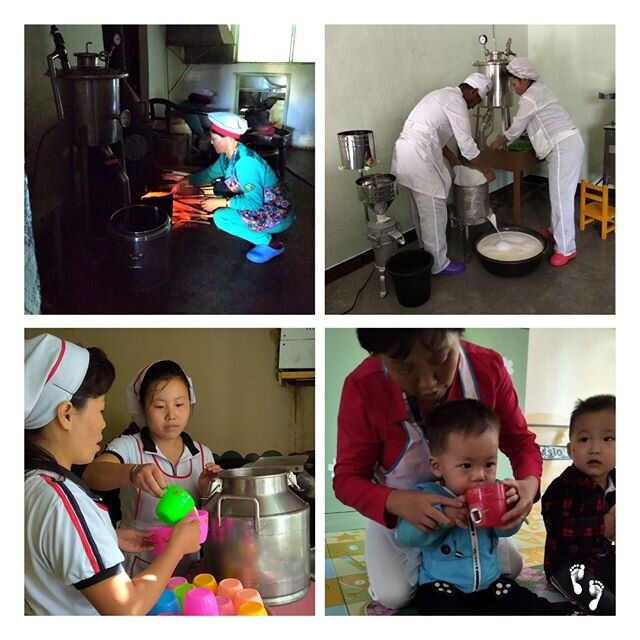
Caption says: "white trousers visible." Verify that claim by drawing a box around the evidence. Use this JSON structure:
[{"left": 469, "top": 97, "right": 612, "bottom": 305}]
[
  {"left": 546, "top": 133, "right": 585, "bottom": 256},
  {"left": 365, "top": 519, "right": 524, "bottom": 609},
  {"left": 407, "top": 190, "right": 450, "bottom": 274}
]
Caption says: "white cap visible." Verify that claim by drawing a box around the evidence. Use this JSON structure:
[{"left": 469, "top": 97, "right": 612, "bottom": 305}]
[
  {"left": 193, "top": 87, "right": 215, "bottom": 99},
  {"left": 25, "top": 334, "right": 90, "bottom": 430},
  {"left": 207, "top": 112, "right": 249, "bottom": 139},
  {"left": 506, "top": 57, "right": 540, "bottom": 81},
  {"left": 463, "top": 73, "right": 492, "bottom": 99},
  {"left": 126, "top": 361, "right": 197, "bottom": 427}
]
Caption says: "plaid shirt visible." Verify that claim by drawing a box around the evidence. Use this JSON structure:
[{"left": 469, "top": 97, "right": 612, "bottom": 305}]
[{"left": 541, "top": 464, "right": 615, "bottom": 580}]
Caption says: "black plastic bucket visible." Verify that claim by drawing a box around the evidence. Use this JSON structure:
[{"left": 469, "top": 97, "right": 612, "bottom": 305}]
[
  {"left": 245, "top": 141, "right": 280, "bottom": 176},
  {"left": 108, "top": 204, "right": 171, "bottom": 292},
  {"left": 386, "top": 250, "right": 434, "bottom": 307}
]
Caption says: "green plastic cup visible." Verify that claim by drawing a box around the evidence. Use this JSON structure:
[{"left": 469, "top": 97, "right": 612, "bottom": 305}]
[
  {"left": 173, "top": 583, "right": 195, "bottom": 611},
  {"left": 156, "top": 485, "right": 196, "bottom": 525}
]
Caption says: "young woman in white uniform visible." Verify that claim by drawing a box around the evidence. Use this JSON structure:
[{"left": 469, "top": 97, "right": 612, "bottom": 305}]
[
  {"left": 490, "top": 57, "right": 585, "bottom": 267},
  {"left": 83, "top": 360, "right": 220, "bottom": 577},
  {"left": 24, "top": 335, "right": 201, "bottom": 615},
  {"left": 391, "top": 73, "right": 496, "bottom": 276}
]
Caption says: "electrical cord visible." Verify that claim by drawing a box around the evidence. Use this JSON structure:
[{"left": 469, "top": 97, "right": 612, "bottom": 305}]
[
  {"left": 341, "top": 266, "right": 375, "bottom": 315},
  {"left": 28, "top": 122, "right": 62, "bottom": 194}
]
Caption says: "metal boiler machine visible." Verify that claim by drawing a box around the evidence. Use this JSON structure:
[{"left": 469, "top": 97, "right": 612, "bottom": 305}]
[
  {"left": 337, "top": 130, "right": 405, "bottom": 298},
  {"left": 471, "top": 33, "right": 517, "bottom": 150}
]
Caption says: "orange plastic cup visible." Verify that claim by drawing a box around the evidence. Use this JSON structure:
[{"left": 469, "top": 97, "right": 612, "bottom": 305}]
[
  {"left": 233, "top": 587, "right": 263, "bottom": 611},
  {"left": 217, "top": 578, "right": 243, "bottom": 601},
  {"left": 237, "top": 601, "right": 268, "bottom": 616},
  {"left": 193, "top": 573, "right": 218, "bottom": 594}
]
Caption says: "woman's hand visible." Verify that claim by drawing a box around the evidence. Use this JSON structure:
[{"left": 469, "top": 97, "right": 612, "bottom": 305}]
[
  {"left": 386, "top": 489, "right": 464, "bottom": 532},
  {"left": 197, "top": 463, "right": 222, "bottom": 498},
  {"left": 116, "top": 527, "right": 154, "bottom": 554},
  {"left": 498, "top": 476, "right": 538, "bottom": 529},
  {"left": 130, "top": 463, "right": 167, "bottom": 498},
  {"left": 603, "top": 505, "right": 615, "bottom": 542},
  {"left": 489, "top": 135, "right": 508, "bottom": 151},
  {"left": 201, "top": 197, "right": 229, "bottom": 213},
  {"left": 443, "top": 495, "right": 468, "bottom": 528},
  {"left": 167, "top": 517, "right": 202, "bottom": 555}
]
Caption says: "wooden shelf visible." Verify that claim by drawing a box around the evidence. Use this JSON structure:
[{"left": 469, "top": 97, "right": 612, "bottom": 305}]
[{"left": 277, "top": 370, "right": 315, "bottom": 384}]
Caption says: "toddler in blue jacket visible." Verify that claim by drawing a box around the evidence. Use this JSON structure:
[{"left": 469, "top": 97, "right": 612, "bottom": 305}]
[{"left": 396, "top": 399, "right": 563, "bottom": 615}]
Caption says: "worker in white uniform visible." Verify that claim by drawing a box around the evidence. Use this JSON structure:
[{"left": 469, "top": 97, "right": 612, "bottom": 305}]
[
  {"left": 24, "top": 334, "right": 201, "bottom": 615},
  {"left": 391, "top": 73, "right": 497, "bottom": 276},
  {"left": 490, "top": 57, "right": 584, "bottom": 267}
]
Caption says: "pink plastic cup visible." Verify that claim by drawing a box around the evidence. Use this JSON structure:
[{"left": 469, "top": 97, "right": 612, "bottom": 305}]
[
  {"left": 216, "top": 596, "right": 236, "bottom": 616},
  {"left": 233, "top": 588, "right": 263, "bottom": 611},
  {"left": 187, "top": 510, "right": 209, "bottom": 544},
  {"left": 167, "top": 576, "right": 188, "bottom": 591},
  {"left": 182, "top": 587, "right": 220, "bottom": 616},
  {"left": 148, "top": 525, "right": 173, "bottom": 557},
  {"left": 465, "top": 483, "right": 507, "bottom": 528},
  {"left": 217, "top": 578, "right": 244, "bottom": 602}
]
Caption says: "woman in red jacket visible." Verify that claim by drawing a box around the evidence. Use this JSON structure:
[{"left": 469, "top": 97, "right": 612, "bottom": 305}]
[{"left": 333, "top": 329, "right": 542, "bottom": 614}]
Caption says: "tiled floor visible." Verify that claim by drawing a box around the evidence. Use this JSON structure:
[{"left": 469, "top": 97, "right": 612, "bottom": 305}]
[{"left": 325, "top": 503, "right": 565, "bottom": 615}]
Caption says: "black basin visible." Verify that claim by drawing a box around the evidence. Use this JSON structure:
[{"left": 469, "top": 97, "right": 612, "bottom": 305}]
[{"left": 473, "top": 225, "right": 548, "bottom": 277}]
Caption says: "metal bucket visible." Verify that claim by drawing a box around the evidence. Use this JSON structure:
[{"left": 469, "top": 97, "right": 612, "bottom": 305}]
[
  {"left": 452, "top": 182, "right": 490, "bottom": 225},
  {"left": 337, "top": 129, "right": 376, "bottom": 170},
  {"left": 356, "top": 172, "right": 398, "bottom": 217},
  {"left": 108, "top": 204, "right": 171, "bottom": 292},
  {"left": 203, "top": 467, "right": 310, "bottom": 606},
  {"left": 55, "top": 68, "right": 129, "bottom": 146}
]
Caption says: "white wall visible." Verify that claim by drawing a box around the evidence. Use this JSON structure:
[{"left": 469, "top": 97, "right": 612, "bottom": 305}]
[
  {"left": 325, "top": 24, "right": 615, "bottom": 269},
  {"left": 524, "top": 328, "right": 615, "bottom": 425}
]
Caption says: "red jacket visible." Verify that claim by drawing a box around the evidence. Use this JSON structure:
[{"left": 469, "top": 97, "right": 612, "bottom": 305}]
[{"left": 333, "top": 340, "right": 542, "bottom": 527}]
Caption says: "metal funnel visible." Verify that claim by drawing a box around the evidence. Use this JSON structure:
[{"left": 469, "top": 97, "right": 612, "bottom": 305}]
[{"left": 356, "top": 173, "right": 398, "bottom": 217}]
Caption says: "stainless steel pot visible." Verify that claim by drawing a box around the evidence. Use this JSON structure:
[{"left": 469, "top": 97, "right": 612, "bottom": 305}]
[
  {"left": 337, "top": 129, "right": 376, "bottom": 170},
  {"left": 452, "top": 182, "right": 490, "bottom": 225},
  {"left": 203, "top": 467, "right": 310, "bottom": 606}
]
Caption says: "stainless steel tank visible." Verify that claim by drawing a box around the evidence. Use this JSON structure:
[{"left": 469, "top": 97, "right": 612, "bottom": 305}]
[
  {"left": 356, "top": 173, "right": 398, "bottom": 218},
  {"left": 473, "top": 51, "right": 512, "bottom": 109},
  {"left": 337, "top": 130, "right": 376, "bottom": 170},
  {"left": 203, "top": 467, "right": 310, "bottom": 606},
  {"left": 54, "top": 67, "right": 129, "bottom": 146}
]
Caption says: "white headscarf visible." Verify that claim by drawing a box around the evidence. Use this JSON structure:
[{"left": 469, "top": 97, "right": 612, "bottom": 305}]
[
  {"left": 463, "top": 73, "right": 492, "bottom": 99},
  {"left": 126, "top": 361, "right": 197, "bottom": 427},
  {"left": 207, "top": 112, "right": 249, "bottom": 139},
  {"left": 25, "top": 334, "right": 90, "bottom": 430},
  {"left": 506, "top": 57, "right": 540, "bottom": 81}
]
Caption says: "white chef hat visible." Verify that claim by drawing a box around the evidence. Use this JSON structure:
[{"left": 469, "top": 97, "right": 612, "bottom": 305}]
[
  {"left": 463, "top": 73, "right": 492, "bottom": 99},
  {"left": 25, "top": 334, "right": 90, "bottom": 430},
  {"left": 126, "top": 361, "right": 197, "bottom": 427},
  {"left": 506, "top": 57, "right": 540, "bottom": 81},
  {"left": 192, "top": 87, "right": 215, "bottom": 99},
  {"left": 207, "top": 112, "right": 249, "bottom": 139}
]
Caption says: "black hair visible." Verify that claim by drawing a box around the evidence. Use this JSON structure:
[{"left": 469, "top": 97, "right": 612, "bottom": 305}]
[
  {"left": 357, "top": 329, "right": 464, "bottom": 360},
  {"left": 569, "top": 394, "right": 616, "bottom": 437},
  {"left": 138, "top": 360, "right": 190, "bottom": 409},
  {"left": 25, "top": 347, "right": 115, "bottom": 473},
  {"left": 427, "top": 399, "right": 500, "bottom": 455}
]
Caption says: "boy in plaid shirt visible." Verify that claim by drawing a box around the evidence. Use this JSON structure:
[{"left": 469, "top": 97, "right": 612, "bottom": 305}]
[{"left": 542, "top": 395, "right": 615, "bottom": 615}]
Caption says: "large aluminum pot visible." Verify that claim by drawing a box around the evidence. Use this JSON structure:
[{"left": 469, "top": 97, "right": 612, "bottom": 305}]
[
  {"left": 55, "top": 68, "right": 128, "bottom": 146},
  {"left": 452, "top": 182, "right": 490, "bottom": 225},
  {"left": 337, "top": 129, "right": 376, "bottom": 170},
  {"left": 203, "top": 467, "right": 310, "bottom": 606}
]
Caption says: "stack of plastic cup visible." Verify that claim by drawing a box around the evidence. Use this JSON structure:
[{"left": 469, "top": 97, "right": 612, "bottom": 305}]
[
  {"left": 216, "top": 596, "right": 236, "bottom": 616},
  {"left": 217, "top": 578, "right": 244, "bottom": 603},
  {"left": 148, "top": 589, "right": 181, "bottom": 616},
  {"left": 237, "top": 601, "right": 268, "bottom": 616},
  {"left": 233, "top": 588, "right": 263, "bottom": 611},
  {"left": 173, "top": 583, "right": 195, "bottom": 611},
  {"left": 182, "top": 587, "right": 220, "bottom": 616},
  {"left": 193, "top": 573, "right": 218, "bottom": 594},
  {"left": 167, "top": 576, "right": 188, "bottom": 591}
]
